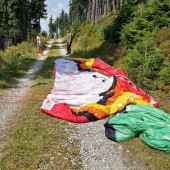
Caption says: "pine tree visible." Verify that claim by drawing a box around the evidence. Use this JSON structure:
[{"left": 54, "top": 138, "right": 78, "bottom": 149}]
[{"left": 0, "top": 0, "right": 47, "bottom": 50}]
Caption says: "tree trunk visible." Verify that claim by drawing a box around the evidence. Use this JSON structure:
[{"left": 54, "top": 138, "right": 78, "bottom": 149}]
[
  {"left": 104, "top": 0, "right": 107, "bottom": 16},
  {"left": 112, "top": 0, "right": 116, "bottom": 11},
  {"left": 21, "top": 0, "right": 27, "bottom": 41},
  {"left": 95, "top": 0, "right": 99, "bottom": 24},
  {"left": 106, "top": 0, "right": 111, "bottom": 14},
  {"left": 120, "top": 0, "right": 123, "bottom": 6},
  {"left": 87, "top": 0, "right": 92, "bottom": 21},
  {"left": 91, "top": 0, "right": 96, "bottom": 24}
]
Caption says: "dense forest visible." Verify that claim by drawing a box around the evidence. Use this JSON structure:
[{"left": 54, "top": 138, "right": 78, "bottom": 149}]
[
  {"left": 49, "top": 0, "right": 125, "bottom": 37},
  {"left": 0, "top": 0, "right": 47, "bottom": 50}
]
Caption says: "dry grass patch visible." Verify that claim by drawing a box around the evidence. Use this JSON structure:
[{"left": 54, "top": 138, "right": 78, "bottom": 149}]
[{"left": 122, "top": 138, "right": 170, "bottom": 170}]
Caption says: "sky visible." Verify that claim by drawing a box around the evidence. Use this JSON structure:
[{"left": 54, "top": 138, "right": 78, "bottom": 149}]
[{"left": 40, "top": 0, "right": 70, "bottom": 33}]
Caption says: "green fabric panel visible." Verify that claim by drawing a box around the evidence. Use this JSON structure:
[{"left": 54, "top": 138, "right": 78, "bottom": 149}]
[
  {"left": 140, "top": 128, "right": 170, "bottom": 155},
  {"left": 105, "top": 104, "right": 170, "bottom": 155},
  {"left": 113, "top": 124, "right": 136, "bottom": 142}
]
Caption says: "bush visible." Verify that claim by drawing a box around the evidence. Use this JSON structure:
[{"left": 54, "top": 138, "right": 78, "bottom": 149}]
[
  {"left": 94, "top": 26, "right": 105, "bottom": 41},
  {"left": 159, "top": 62, "right": 170, "bottom": 85},
  {"left": 79, "top": 34, "right": 88, "bottom": 50},
  {"left": 125, "top": 33, "right": 164, "bottom": 90},
  {"left": 0, "top": 41, "right": 37, "bottom": 82}
]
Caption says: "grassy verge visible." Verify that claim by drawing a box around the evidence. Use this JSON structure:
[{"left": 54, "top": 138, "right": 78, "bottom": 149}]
[
  {"left": 0, "top": 41, "right": 82, "bottom": 170},
  {"left": 0, "top": 36, "right": 49, "bottom": 92},
  {"left": 122, "top": 138, "right": 170, "bottom": 170}
]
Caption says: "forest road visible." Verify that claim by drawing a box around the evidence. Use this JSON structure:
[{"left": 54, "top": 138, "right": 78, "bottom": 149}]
[
  {"left": 0, "top": 39, "right": 146, "bottom": 170},
  {"left": 0, "top": 40, "right": 54, "bottom": 159}
]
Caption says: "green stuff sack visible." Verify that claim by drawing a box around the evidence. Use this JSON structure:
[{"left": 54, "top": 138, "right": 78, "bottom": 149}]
[{"left": 104, "top": 104, "right": 170, "bottom": 155}]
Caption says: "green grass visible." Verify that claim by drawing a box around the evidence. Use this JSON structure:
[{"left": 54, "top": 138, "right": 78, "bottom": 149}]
[
  {"left": 0, "top": 42, "right": 38, "bottom": 91},
  {"left": 0, "top": 40, "right": 82, "bottom": 170},
  {"left": 0, "top": 36, "right": 49, "bottom": 91},
  {"left": 0, "top": 37, "right": 52, "bottom": 96},
  {"left": 122, "top": 138, "right": 170, "bottom": 170}
]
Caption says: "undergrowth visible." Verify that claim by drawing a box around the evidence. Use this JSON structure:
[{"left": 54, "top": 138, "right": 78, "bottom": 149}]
[{"left": 0, "top": 36, "right": 48, "bottom": 89}]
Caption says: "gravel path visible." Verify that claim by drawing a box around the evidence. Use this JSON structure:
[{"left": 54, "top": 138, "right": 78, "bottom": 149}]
[
  {"left": 0, "top": 39, "right": 145, "bottom": 169},
  {"left": 0, "top": 40, "right": 54, "bottom": 156}
]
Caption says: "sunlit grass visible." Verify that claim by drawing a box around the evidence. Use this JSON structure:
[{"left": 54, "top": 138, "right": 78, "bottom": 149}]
[
  {"left": 122, "top": 138, "right": 170, "bottom": 170},
  {"left": 0, "top": 41, "right": 38, "bottom": 91}
]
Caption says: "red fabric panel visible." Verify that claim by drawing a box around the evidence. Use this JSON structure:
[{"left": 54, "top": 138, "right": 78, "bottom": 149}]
[
  {"left": 92, "top": 58, "right": 127, "bottom": 77},
  {"left": 41, "top": 103, "right": 89, "bottom": 123},
  {"left": 92, "top": 58, "right": 158, "bottom": 107}
]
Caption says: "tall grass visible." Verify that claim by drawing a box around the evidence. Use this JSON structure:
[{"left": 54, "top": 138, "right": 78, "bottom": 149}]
[
  {"left": 0, "top": 36, "right": 48, "bottom": 89},
  {"left": 0, "top": 42, "right": 36, "bottom": 83}
]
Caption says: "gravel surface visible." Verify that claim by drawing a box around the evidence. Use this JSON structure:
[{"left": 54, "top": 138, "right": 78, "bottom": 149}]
[
  {"left": 66, "top": 119, "right": 145, "bottom": 170},
  {"left": 76, "top": 120, "right": 127, "bottom": 170},
  {"left": 0, "top": 39, "right": 145, "bottom": 169}
]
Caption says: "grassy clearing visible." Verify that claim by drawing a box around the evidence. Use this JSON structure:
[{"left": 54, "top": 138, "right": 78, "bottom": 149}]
[
  {"left": 0, "top": 40, "right": 82, "bottom": 170},
  {"left": 0, "top": 42, "right": 37, "bottom": 92}
]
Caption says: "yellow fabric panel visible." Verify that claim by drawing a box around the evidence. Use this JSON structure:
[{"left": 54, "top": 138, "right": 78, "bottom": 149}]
[
  {"left": 86, "top": 103, "right": 109, "bottom": 113},
  {"left": 109, "top": 92, "right": 152, "bottom": 115},
  {"left": 69, "top": 58, "right": 94, "bottom": 69},
  {"left": 85, "top": 58, "right": 95, "bottom": 69},
  {"left": 72, "top": 92, "right": 152, "bottom": 118}
]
